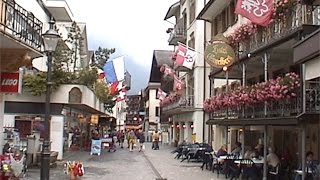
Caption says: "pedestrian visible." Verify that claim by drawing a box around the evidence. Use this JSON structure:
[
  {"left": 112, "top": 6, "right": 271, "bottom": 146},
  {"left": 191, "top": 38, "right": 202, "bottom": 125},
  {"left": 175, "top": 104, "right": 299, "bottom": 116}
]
[
  {"left": 117, "top": 130, "right": 125, "bottom": 148},
  {"left": 136, "top": 129, "right": 145, "bottom": 152},
  {"left": 128, "top": 129, "right": 137, "bottom": 152},
  {"left": 152, "top": 131, "right": 160, "bottom": 150}
]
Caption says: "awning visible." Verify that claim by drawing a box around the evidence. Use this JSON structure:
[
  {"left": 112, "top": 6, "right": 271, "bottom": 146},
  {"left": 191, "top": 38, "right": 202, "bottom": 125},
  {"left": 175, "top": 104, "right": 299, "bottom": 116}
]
[
  {"left": 206, "top": 116, "right": 299, "bottom": 126},
  {"left": 197, "top": 0, "right": 231, "bottom": 22},
  {"left": 164, "top": 1, "right": 180, "bottom": 20}
]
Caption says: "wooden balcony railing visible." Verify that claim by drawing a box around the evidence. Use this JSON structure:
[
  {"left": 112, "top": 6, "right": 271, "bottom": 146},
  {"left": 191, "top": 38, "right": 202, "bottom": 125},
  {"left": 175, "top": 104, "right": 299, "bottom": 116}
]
[
  {"left": 0, "top": 0, "right": 43, "bottom": 51},
  {"left": 240, "top": 4, "right": 316, "bottom": 54},
  {"left": 209, "top": 80, "right": 320, "bottom": 119},
  {"left": 162, "top": 95, "right": 194, "bottom": 112}
]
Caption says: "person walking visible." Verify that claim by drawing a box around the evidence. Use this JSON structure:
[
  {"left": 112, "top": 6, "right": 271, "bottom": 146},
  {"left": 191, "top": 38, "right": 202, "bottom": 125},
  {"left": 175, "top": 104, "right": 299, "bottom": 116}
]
[
  {"left": 117, "top": 130, "right": 125, "bottom": 148},
  {"left": 152, "top": 131, "right": 160, "bottom": 150},
  {"left": 136, "top": 129, "right": 145, "bottom": 152},
  {"left": 128, "top": 129, "right": 137, "bottom": 152}
]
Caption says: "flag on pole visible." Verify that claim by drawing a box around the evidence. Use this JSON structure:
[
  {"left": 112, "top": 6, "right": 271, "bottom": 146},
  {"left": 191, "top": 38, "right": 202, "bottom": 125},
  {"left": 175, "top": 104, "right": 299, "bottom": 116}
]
[
  {"left": 173, "top": 75, "right": 185, "bottom": 92},
  {"left": 160, "top": 64, "right": 175, "bottom": 76},
  {"left": 235, "top": 0, "right": 273, "bottom": 27},
  {"left": 109, "top": 81, "right": 124, "bottom": 95},
  {"left": 157, "top": 88, "right": 167, "bottom": 100},
  {"left": 103, "top": 56, "right": 125, "bottom": 84},
  {"left": 116, "top": 87, "right": 127, "bottom": 102},
  {"left": 175, "top": 43, "right": 196, "bottom": 69}
]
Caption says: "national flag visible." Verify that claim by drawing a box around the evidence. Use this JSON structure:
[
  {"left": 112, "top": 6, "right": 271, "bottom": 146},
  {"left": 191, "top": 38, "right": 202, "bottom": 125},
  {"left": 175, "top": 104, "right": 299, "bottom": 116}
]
[
  {"left": 110, "top": 81, "right": 122, "bottom": 95},
  {"left": 175, "top": 43, "right": 196, "bottom": 69},
  {"left": 103, "top": 56, "right": 125, "bottom": 84},
  {"left": 173, "top": 76, "right": 184, "bottom": 92},
  {"left": 157, "top": 88, "right": 167, "bottom": 101},
  {"left": 160, "top": 64, "right": 175, "bottom": 76},
  {"left": 116, "top": 87, "right": 127, "bottom": 102},
  {"left": 235, "top": 0, "right": 273, "bottom": 27}
]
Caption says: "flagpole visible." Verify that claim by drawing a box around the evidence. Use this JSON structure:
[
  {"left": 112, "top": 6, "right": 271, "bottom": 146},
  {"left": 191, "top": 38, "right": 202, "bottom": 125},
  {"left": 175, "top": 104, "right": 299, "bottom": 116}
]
[{"left": 177, "top": 42, "right": 205, "bottom": 56}]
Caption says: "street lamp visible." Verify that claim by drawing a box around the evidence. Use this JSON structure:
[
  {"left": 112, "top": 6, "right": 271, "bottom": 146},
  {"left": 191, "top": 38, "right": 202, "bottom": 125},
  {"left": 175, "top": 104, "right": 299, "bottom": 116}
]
[{"left": 41, "top": 18, "right": 60, "bottom": 180}]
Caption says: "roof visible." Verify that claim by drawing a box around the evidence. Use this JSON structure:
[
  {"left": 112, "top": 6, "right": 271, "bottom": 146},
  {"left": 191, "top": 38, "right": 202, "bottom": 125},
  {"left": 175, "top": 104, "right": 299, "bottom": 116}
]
[
  {"left": 164, "top": 1, "right": 180, "bottom": 20},
  {"left": 149, "top": 50, "right": 174, "bottom": 83}
]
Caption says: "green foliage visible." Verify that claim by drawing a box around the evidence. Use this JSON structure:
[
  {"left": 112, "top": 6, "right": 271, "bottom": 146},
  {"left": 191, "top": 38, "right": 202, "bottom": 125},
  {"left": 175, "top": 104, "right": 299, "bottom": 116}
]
[
  {"left": 76, "top": 67, "right": 98, "bottom": 88},
  {"left": 94, "top": 46, "right": 115, "bottom": 70}
]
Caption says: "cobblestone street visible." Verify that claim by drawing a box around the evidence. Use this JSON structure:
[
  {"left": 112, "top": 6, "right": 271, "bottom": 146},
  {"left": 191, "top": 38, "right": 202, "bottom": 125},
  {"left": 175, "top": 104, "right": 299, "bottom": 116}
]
[{"left": 24, "top": 143, "right": 223, "bottom": 180}]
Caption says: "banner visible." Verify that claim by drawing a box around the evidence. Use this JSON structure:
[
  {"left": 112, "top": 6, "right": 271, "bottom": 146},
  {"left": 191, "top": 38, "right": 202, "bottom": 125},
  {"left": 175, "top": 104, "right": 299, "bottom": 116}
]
[
  {"left": 173, "top": 76, "right": 184, "bottom": 92},
  {"left": 175, "top": 43, "right": 196, "bottom": 69},
  {"left": 160, "top": 64, "right": 175, "bottom": 76},
  {"left": 157, "top": 88, "right": 167, "bottom": 100},
  {"left": 0, "top": 72, "right": 22, "bottom": 93},
  {"left": 235, "top": 0, "right": 273, "bottom": 27}
]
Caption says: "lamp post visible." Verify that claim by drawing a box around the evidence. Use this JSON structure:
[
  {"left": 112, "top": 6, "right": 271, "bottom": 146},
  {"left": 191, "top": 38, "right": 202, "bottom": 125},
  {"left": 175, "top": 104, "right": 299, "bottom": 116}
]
[{"left": 41, "top": 19, "right": 60, "bottom": 180}]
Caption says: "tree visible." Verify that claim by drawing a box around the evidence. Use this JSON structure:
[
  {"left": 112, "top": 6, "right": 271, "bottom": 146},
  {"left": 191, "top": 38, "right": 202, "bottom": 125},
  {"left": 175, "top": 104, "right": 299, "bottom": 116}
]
[
  {"left": 66, "top": 21, "right": 84, "bottom": 72},
  {"left": 94, "top": 46, "right": 115, "bottom": 70}
]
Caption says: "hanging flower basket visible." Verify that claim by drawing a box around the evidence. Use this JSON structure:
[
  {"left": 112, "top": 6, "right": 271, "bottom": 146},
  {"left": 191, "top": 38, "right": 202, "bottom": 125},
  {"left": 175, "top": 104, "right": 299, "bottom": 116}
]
[{"left": 226, "top": 23, "right": 257, "bottom": 47}]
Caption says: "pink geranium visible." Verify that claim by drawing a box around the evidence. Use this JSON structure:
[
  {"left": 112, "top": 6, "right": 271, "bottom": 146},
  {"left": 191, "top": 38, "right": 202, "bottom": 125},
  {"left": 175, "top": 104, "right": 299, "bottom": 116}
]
[{"left": 203, "top": 72, "right": 300, "bottom": 112}]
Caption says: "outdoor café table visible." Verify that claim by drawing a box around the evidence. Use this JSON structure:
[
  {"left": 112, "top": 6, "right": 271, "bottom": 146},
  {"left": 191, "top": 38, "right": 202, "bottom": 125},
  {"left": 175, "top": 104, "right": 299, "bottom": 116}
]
[
  {"left": 234, "top": 158, "right": 264, "bottom": 164},
  {"left": 294, "top": 169, "right": 314, "bottom": 175}
]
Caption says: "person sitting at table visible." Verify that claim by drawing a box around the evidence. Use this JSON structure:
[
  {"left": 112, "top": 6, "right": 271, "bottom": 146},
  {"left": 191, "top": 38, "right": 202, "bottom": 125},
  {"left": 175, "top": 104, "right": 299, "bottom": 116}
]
[
  {"left": 216, "top": 144, "right": 228, "bottom": 157},
  {"left": 244, "top": 146, "right": 257, "bottom": 159},
  {"left": 231, "top": 142, "right": 242, "bottom": 156},
  {"left": 255, "top": 143, "right": 264, "bottom": 157},
  {"left": 267, "top": 147, "right": 280, "bottom": 172},
  {"left": 294, "top": 151, "right": 318, "bottom": 180}
]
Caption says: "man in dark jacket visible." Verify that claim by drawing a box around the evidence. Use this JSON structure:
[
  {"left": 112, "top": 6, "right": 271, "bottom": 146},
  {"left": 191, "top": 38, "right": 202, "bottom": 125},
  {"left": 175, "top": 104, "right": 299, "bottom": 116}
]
[{"left": 136, "top": 129, "right": 145, "bottom": 152}]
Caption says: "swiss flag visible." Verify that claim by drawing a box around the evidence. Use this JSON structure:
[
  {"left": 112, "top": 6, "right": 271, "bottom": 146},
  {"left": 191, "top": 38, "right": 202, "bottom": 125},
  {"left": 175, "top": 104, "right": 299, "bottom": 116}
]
[
  {"left": 235, "top": 0, "right": 273, "bottom": 27},
  {"left": 116, "top": 87, "right": 127, "bottom": 102}
]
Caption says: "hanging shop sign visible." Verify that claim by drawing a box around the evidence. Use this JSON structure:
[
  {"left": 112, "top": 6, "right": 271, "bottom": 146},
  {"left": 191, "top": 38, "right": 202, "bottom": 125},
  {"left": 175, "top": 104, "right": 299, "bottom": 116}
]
[
  {"left": 204, "top": 37, "right": 236, "bottom": 68},
  {"left": 0, "top": 72, "right": 22, "bottom": 93}
]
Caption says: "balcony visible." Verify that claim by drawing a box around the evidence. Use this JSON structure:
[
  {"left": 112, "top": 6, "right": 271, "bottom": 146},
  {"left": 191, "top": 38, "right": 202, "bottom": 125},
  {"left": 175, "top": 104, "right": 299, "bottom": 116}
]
[
  {"left": 208, "top": 80, "right": 320, "bottom": 125},
  {"left": 0, "top": 0, "right": 43, "bottom": 51},
  {"left": 45, "top": 0, "right": 74, "bottom": 22},
  {"left": 168, "top": 18, "right": 186, "bottom": 46},
  {"left": 239, "top": 4, "right": 319, "bottom": 57},
  {"left": 162, "top": 95, "right": 194, "bottom": 114}
]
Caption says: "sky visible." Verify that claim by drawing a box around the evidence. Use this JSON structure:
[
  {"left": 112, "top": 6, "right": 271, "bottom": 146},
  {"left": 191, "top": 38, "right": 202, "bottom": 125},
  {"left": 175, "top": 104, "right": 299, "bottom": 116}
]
[{"left": 67, "top": 0, "right": 177, "bottom": 95}]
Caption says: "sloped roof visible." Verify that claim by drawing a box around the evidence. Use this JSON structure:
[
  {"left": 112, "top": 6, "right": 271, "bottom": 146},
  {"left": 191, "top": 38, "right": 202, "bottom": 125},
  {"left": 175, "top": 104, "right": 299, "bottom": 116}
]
[
  {"left": 164, "top": 1, "right": 180, "bottom": 20},
  {"left": 149, "top": 50, "right": 174, "bottom": 83}
]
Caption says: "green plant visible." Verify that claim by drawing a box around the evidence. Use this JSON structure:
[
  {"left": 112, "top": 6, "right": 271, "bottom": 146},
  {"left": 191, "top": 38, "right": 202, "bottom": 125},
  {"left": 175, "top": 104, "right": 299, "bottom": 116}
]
[{"left": 94, "top": 47, "right": 115, "bottom": 69}]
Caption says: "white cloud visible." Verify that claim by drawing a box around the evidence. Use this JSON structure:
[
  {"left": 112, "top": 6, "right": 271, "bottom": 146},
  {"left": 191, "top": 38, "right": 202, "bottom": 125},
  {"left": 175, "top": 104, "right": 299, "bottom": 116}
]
[{"left": 68, "top": 0, "right": 175, "bottom": 68}]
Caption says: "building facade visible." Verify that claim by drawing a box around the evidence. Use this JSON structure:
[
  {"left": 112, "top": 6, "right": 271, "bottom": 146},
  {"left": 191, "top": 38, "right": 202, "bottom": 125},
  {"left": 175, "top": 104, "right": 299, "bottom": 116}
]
[
  {"left": 0, "top": 0, "right": 112, "bottom": 160},
  {"left": 163, "top": 0, "right": 210, "bottom": 145},
  {"left": 197, "top": 0, "right": 320, "bottom": 179}
]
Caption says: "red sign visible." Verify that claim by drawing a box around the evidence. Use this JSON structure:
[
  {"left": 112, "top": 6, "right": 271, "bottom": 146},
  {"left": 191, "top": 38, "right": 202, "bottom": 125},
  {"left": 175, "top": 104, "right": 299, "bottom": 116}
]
[
  {"left": 235, "top": 0, "right": 273, "bottom": 27},
  {"left": 0, "top": 72, "right": 21, "bottom": 93}
]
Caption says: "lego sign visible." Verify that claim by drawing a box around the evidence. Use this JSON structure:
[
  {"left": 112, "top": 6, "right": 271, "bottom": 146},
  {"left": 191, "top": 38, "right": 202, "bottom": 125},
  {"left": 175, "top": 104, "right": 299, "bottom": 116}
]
[{"left": 0, "top": 72, "right": 22, "bottom": 93}]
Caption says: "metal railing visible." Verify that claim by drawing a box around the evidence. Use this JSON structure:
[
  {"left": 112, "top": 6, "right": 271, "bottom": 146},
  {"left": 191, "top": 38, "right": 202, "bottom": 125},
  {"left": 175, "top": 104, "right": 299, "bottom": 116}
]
[
  {"left": 162, "top": 95, "right": 194, "bottom": 112},
  {"left": 240, "top": 4, "right": 316, "bottom": 54},
  {"left": 209, "top": 80, "right": 320, "bottom": 119},
  {"left": 0, "top": 0, "right": 43, "bottom": 51},
  {"left": 168, "top": 18, "right": 186, "bottom": 44}
]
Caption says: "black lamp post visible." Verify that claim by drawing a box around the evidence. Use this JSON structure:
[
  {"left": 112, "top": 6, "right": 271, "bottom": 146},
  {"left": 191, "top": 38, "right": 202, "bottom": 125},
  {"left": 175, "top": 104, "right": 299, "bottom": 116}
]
[{"left": 41, "top": 19, "right": 60, "bottom": 180}]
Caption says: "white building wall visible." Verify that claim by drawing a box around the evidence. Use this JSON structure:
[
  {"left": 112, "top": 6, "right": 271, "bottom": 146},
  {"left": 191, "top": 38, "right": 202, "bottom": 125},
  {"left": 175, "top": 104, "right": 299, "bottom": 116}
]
[
  {"left": 0, "top": 94, "right": 4, "bottom": 149},
  {"left": 50, "top": 116, "right": 64, "bottom": 160},
  {"left": 148, "top": 88, "right": 160, "bottom": 125}
]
